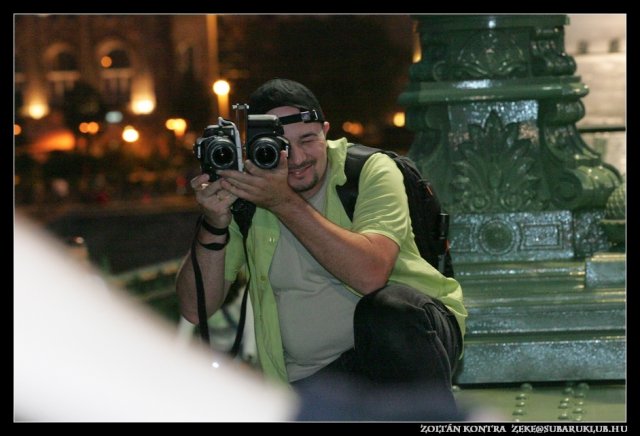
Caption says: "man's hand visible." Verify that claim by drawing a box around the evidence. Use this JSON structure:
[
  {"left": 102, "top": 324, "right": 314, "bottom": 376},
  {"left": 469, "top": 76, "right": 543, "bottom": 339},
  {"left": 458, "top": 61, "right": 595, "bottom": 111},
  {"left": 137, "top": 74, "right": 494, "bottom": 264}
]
[
  {"left": 217, "top": 151, "right": 296, "bottom": 210},
  {"left": 190, "top": 174, "right": 237, "bottom": 228}
]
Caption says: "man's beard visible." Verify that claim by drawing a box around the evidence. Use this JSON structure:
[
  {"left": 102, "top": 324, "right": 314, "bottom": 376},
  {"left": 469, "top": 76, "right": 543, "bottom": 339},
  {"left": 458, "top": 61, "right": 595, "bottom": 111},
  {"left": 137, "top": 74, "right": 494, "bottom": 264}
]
[
  {"left": 288, "top": 158, "right": 321, "bottom": 194},
  {"left": 292, "top": 171, "right": 320, "bottom": 194}
]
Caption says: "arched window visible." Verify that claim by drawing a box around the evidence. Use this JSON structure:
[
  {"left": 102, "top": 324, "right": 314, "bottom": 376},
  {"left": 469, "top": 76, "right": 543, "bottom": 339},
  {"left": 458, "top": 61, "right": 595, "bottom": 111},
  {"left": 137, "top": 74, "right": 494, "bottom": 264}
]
[
  {"left": 99, "top": 46, "right": 132, "bottom": 107},
  {"left": 52, "top": 51, "right": 78, "bottom": 71},
  {"left": 46, "top": 48, "right": 80, "bottom": 107}
]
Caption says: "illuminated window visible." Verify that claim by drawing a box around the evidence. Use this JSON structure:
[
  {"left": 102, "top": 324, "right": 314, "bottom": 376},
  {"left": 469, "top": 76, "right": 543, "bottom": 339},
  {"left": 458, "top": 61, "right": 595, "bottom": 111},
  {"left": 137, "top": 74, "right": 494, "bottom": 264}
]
[
  {"left": 99, "top": 47, "right": 132, "bottom": 107},
  {"left": 46, "top": 48, "right": 80, "bottom": 106}
]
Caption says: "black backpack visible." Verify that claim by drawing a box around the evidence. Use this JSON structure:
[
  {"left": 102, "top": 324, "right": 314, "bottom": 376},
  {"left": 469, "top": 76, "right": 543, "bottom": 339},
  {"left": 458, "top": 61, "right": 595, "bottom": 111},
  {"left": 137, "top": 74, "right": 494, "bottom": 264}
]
[{"left": 336, "top": 144, "right": 454, "bottom": 278}]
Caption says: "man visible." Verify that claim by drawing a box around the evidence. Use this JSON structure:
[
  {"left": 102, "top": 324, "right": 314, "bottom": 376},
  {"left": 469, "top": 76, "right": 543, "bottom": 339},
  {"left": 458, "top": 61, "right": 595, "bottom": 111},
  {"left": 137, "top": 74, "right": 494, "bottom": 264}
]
[{"left": 176, "top": 78, "right": 467, "bottom": 406}]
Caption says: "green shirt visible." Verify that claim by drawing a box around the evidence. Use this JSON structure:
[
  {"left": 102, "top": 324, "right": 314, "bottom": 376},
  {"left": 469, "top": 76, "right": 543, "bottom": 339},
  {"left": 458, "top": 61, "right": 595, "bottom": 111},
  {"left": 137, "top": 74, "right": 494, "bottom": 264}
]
[{"left": 224, "top": 137, "right": 467, "bottom": 384}]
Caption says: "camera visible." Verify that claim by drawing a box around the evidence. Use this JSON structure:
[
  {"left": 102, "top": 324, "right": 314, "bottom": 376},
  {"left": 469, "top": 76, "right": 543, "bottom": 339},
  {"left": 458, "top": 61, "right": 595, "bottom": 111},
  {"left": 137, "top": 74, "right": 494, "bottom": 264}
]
[
  {"left": 246, "top": 114, "right": 289, "bottom": 169},
  {"left": 194, "top": 112, "right": 289, "bottom": 181},
  {"left": 194, "top": 118, "right": 243, "bottom": 180}
]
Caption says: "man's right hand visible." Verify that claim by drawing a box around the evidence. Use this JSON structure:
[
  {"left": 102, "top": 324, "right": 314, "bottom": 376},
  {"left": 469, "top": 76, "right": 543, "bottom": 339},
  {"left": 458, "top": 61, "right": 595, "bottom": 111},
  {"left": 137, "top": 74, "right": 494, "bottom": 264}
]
[{"left": 190, "top": 174, "right": 238, "bottom": 229}]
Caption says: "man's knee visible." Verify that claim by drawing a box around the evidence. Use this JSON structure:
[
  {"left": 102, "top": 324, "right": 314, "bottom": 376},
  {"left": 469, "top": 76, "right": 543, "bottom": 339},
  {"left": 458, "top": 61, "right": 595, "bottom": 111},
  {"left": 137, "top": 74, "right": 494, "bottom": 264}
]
[
  {"left": 354, "top": 284, "right": 461, "bottom": 370},
  {"left": 356, "top": 284, "right": 429, "bottom": 325},
  {"left": 354, "top": 284, "right": 432, "bottom": 345}
]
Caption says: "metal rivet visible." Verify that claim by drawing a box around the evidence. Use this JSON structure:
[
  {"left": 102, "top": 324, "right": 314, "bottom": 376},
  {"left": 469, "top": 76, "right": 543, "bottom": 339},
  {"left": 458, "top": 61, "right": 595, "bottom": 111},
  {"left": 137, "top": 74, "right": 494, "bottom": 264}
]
[
  {"left": 573, "top": 415, "right": 583, "bottom": 422},
  {"left": 577, "top": 382, "right": 590, "bottom": 390},
  {"left": 575, "top": 400, "right": 585, "bottom": 406},
  {"left": 520, "top": 383, "right": 533, "bottom": 391},
  {"left": 558, "top": 403, "right": 569, "bottom": 409},
  {"left": 563, "top": 387, "right": 574, "bottom": 395},
  {"left": 562, "top": 397, "right": 571, "bottom": 403},
  {"left": 452, "top": 385, "right": 461, "bottom": 392},
  {"left": 572, "top": 407, "right": 584, "bottom": 414},
  {"left": 513, "top": 408, "right": 525, "bottom": 416},
  {"left": 558, "top": 412, "right": 570, "bottom": 420},
  {"left": 516, "top": 393, "right": 528, "bottom": 400},
  {"left": 574, "top": 391, "right": 586, "bottom": 398},
  {"left": 516, "top": 401, "right": 526, "bottom": 407}
]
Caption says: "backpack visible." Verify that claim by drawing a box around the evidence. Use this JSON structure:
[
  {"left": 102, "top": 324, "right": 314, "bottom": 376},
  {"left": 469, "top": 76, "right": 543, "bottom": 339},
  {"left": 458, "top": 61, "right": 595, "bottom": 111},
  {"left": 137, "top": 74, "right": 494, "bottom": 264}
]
[{"left": 336, "top": 144, "right": 454, "bottom": 278}]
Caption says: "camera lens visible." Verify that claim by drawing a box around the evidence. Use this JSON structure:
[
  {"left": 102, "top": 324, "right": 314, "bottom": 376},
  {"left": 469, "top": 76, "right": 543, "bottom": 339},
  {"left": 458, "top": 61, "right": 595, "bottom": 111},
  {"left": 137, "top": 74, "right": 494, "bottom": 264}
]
[
  {"left": 207, "top": 139, "right": 236, "bottom": 169},
  {"left": 250, "top": 138, "right": 280, "bottom": 169}
]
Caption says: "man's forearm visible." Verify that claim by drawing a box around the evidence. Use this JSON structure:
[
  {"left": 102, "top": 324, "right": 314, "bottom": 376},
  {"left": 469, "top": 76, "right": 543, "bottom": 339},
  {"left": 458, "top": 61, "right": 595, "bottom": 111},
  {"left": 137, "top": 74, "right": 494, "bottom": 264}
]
[{"left": 176, "top": 229, "right": 230, "bottom": 324}]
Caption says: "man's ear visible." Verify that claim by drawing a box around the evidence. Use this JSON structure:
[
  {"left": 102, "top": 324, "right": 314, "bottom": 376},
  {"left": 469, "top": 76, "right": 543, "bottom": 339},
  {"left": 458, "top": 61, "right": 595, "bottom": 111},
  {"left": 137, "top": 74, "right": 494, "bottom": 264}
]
[{"left": 322, "top": 121, "right": 330, "bottom": 137}]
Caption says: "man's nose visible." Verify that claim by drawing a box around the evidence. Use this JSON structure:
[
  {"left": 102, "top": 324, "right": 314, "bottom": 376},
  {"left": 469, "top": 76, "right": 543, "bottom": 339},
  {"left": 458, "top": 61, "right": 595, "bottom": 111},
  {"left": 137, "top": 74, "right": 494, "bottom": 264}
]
[{"left": 287, "top": 143, "right": 305, "bottom": 166}]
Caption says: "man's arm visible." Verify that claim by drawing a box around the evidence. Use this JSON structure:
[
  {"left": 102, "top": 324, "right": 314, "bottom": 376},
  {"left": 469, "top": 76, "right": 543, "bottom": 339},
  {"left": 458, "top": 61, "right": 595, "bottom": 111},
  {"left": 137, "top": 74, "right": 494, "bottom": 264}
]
[
  {"left": 218, "top": 153, "right": 400, "bottom": 295},
  {"left": 176, "top": 174, "right": 237, "bottom": 324},
  {"left": 175, "top": 227, "right": 234, "bottom": 324},
  {"left": 272, "top": 196, "right": 399, "bottom": 294}
]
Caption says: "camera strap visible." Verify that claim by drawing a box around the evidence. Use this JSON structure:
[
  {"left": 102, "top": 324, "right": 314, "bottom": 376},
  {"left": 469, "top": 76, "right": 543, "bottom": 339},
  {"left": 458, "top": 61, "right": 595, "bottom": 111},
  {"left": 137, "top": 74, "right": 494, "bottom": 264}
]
[
  {"left": 191, "top": 221, "right": 210, "bottom": 344},
  {"left": 192, "top": 200, "right": 256, "bottom": 358},
  {"left": 228, "top": 200, "right": 255, "bottom": 357}
]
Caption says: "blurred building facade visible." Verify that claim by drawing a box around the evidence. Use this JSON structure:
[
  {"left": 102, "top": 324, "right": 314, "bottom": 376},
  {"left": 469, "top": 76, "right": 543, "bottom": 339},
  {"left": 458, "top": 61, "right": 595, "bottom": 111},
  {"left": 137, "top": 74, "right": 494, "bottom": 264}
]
[{"left": 14, "top": 14, "right": 624, "bottom": 208}]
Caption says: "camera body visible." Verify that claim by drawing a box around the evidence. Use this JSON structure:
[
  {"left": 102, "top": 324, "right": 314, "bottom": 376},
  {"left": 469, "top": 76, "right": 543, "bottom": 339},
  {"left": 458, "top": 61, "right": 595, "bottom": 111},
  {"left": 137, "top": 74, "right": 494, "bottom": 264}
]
[{"left": 194, "top": 114, "right": 289, "bottom": 181}]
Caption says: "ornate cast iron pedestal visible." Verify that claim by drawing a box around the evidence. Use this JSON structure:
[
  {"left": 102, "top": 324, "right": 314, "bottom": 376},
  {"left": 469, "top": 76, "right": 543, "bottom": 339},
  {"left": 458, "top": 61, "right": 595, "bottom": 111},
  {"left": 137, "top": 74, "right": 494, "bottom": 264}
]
[{"left": 399, "top": 15, "right": 625, "bottom": 383}]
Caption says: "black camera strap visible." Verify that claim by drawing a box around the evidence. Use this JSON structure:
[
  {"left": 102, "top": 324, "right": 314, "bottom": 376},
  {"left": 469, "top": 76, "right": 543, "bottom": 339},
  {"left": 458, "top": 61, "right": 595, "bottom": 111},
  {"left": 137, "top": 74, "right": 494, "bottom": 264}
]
[
  {"left": 192, "top": 200, "right": 256, "bottom": 358},
  {"left": 191, "top": 220, "right": 210, "bottom": 344},
  {"left": 228, "top": 200, "right": 255, "bottom": 357}
]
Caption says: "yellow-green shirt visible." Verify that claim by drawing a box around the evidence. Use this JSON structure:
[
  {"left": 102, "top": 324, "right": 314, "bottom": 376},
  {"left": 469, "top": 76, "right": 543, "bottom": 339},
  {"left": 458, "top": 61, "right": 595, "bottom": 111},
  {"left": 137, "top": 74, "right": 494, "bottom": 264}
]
[{"left": 224, "top": 138, "right": 467, "bottom": 384}]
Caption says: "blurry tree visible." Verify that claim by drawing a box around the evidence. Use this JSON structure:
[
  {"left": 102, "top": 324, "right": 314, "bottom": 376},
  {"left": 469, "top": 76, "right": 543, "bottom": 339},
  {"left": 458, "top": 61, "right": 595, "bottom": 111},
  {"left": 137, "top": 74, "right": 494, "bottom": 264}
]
[
  {"left": 62, "top": 81, "right": 107, "bottom": 136},
  {"left": 171, "top": 68, "right": 212, "bottom": 135},
  {"left": 238, "top": 16, "right": 412, "bottom": 134}
]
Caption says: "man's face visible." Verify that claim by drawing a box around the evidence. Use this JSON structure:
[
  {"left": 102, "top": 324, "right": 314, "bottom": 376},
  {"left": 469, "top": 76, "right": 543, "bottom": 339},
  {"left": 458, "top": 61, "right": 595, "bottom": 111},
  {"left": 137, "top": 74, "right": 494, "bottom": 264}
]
[{"left": 267, "top": 106, "right": 331, "bottom": 199}]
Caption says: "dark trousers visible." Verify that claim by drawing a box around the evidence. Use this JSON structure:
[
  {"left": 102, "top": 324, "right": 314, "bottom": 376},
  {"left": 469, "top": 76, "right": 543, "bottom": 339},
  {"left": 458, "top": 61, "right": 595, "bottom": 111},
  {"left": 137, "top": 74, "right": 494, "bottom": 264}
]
[{"left": 292, "top": 284, "right": 463, "bottom": 414}]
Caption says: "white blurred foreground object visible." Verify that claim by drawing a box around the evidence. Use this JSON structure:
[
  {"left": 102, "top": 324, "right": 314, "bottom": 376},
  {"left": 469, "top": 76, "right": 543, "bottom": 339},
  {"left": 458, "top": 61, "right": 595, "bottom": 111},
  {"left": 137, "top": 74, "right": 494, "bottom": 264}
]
[{"left": 14, "top": 215, "right": 297, "bottom": 422}]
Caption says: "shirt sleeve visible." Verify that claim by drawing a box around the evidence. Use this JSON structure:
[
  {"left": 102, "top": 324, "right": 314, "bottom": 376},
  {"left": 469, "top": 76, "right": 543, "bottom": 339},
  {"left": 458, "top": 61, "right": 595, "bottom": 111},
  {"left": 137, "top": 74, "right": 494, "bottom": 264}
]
[
  {"left": 224, "top": 220, "right": 246, "bottom": 282},
  {"left": 350, "top": 152, "right": 412, "bottom": 246}
]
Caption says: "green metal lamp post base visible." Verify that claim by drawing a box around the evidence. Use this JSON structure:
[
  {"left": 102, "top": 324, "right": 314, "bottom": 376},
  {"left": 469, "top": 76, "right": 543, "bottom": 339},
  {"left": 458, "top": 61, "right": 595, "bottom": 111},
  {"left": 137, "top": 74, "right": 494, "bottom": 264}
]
[{"left": 400, "top": 15, "right": 625, "bottom": 384}]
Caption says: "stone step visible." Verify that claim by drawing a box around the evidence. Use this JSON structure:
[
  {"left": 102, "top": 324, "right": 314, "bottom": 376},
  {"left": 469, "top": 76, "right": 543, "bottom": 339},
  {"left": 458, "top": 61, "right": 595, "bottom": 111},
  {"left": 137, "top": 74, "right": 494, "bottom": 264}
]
[
  {"left": 452, "top": 259, "right": 626, "bottom": 384},
  {"left": 455, "top": 331, "right": 626, "bottom": 384},
  {"left": 465, "top": 297, "right": 625, "bottom": 335},
  {"left": 455, "top": 260, "right": 585, "bottom": 283}
]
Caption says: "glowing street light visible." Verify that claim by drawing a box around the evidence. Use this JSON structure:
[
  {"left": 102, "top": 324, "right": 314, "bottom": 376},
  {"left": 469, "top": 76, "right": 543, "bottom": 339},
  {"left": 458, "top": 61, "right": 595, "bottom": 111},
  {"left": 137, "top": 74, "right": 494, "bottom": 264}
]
[
  {"left": 392, "top": 112, "right": 406, "bottom": 128},
  {"left": 166, "top": 118, "right": 187, "bottom": 137},
  {"left": 122, "top": 126, "right": 140, "bottom": 143},
  {"left": 213, "top": 79, "right": 230, "bottom": 119}
]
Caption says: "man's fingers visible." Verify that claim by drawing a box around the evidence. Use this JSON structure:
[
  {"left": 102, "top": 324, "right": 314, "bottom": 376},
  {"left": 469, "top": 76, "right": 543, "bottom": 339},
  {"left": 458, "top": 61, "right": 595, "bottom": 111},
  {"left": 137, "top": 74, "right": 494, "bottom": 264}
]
[{"left": 190, "top": 174, "right": 210, "bottom": 190}]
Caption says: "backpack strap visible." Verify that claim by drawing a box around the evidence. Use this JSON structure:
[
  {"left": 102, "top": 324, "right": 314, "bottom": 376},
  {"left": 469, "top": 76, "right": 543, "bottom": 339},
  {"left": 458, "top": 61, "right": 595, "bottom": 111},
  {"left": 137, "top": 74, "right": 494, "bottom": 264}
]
[{"left": 337, "top": 143, "right": 387, "bottom": 221}]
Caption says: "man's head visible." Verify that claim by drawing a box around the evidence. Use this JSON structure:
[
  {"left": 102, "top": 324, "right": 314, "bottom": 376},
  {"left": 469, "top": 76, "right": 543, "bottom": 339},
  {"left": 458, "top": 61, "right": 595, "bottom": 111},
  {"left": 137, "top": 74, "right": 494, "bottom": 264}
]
[{"left": 249, "top": 79, "right": 331, "bottom": 199}]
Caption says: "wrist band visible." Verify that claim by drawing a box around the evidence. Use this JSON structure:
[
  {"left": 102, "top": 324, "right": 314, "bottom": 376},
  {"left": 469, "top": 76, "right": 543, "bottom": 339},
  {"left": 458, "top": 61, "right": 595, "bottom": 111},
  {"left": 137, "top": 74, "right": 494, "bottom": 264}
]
[
  {"left": 196, "top": 215, "right": 229, "bottom": 250},
  {"left": 200, "top": 216, "right": 228, "bottom": 235},
  {"left": 197, "top": 232, "right": 228, "bottom": 251},
  {"left": 197, "top": 226, "right": 229, "bottom": 251}
]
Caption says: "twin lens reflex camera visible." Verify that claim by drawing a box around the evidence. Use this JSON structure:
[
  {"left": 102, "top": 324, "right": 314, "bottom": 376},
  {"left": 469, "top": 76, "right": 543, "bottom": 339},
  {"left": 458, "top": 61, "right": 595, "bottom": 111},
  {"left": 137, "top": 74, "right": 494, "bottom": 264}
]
[{"left": 193, "top": 104, "right": 290, "bottom": 181}]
